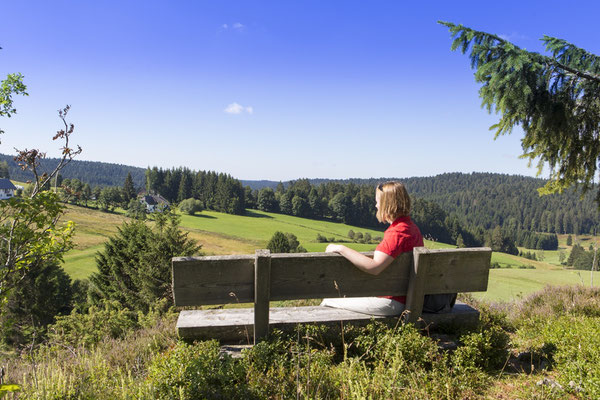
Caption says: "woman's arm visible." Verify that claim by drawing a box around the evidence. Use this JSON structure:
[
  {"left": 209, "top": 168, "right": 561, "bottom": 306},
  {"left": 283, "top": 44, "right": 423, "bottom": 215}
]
[{"left": 325, "top": 244, "right": 394, "bottom": 275}]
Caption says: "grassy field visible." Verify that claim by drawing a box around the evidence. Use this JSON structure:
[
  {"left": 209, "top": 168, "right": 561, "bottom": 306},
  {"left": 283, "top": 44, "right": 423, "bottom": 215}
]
[{"left": 60, "top": 205, "right": 599, "bottom": 302}]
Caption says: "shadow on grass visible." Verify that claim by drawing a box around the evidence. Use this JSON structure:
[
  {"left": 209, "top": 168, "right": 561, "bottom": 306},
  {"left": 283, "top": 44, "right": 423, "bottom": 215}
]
[
  {"left": 191, "top": 213, "right": 217, "bottom": 219},
  {"left": 244, "top": 210, "right": 274, "bottom": 219}
]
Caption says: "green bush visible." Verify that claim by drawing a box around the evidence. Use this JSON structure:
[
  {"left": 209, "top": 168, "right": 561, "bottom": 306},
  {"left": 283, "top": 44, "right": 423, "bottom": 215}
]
[
  {"left": 179, "top": 198, "right": 203, "bottom": 215},
  {"left": 515, "top": 316, "right": 600, "bottom": 397},
  {"left": 48, "top": 300, "right": 139, "bottom": 348},
  {"left": 147, "top": 340, "right": 255, "bottom": 399}
]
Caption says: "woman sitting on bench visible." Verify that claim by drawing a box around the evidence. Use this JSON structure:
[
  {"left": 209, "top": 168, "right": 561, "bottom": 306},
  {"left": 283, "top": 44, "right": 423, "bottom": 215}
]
[{"left": 321, "top": 181, "right": 423, "bottom": 316}]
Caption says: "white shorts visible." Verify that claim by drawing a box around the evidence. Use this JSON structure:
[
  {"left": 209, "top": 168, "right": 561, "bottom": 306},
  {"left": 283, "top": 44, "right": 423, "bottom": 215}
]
[{"left": 320, "top": 297, "right": 405, "bottom": 316}]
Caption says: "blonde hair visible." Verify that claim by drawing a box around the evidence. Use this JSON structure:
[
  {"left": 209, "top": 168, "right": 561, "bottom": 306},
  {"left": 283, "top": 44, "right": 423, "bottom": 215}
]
[{"left": 376, "top": 181, "right": 411, "bottom": 223}]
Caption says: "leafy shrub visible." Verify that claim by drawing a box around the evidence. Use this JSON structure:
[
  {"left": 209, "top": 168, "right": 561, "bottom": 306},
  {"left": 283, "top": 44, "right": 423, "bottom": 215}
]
[
  {"left": 48, "top": 300, "right": 139, "bottom": 348},
  {"left": 179, "top": 198, "right": 203, "bottom": 215},
  {"left": 267, "top": 231, "right": 306, "bottom": 253},
  {"left": 266, "top": 231, "right": 291, "bottom": 253},
  {"left": 316, "top": 233, "right": 328, "bottom": 242},
  {"left": 515, "top": 316, "right": 600, "bottom": 397},
  {"left": 147, "top": 340, "right": 255, "bottom": 399}
]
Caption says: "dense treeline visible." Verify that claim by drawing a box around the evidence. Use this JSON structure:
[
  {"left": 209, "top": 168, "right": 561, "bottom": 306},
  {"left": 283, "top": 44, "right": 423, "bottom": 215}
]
[
  {"left": 247, "top": 173, "right": 599, "bottom": 236},
  {"left": 248, "top": 178, "right": 562, "bottom": 252},
  {"left": 0, "top": 153, "right": 146, "bottom": 187},
  {"left": 145, "top": 167, "right": 246, "bottom": 215}
]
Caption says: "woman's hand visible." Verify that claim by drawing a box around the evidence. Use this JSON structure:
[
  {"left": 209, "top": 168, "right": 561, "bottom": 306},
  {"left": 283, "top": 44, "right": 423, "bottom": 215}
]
[{"left": 325, "top": 244, "right": 344, "bottom": 253}]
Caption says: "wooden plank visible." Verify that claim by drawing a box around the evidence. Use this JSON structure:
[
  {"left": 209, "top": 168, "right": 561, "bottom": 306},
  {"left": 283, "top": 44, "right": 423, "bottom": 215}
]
[
  {"left": 254, "top": 249, "right": 271, "bottom": 343},
  {"left": 172, "top": 255, "right": 255, "bottom": 306},
  {"left": 172, "top": 248, "right": 491, "bottom": 307},
  {"left": 176, "top": 303, "right": 480, "bottom": 342},
  {"left": 404, "top": 247, "right": 429, "bottom": 323},
  {"left": 269, "top": 252, "right": 413, "bottom": 300},
  {"left": 421, "top": 248, "right": 491, "bottom": 293}
]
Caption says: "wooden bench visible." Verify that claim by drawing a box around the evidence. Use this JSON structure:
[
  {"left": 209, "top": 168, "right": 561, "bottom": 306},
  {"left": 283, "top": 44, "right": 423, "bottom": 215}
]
[{"left": 172, "top": 247, "right": 491, "bottom": 343}]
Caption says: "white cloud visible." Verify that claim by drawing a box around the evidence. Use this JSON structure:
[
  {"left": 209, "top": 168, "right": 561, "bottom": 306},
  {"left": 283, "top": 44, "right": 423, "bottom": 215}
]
[
  {"left": 498, "top": 32, "right": 529, "bottom": 42},
  {"left": 224, "top": 102, "right": 253, "bottom": 115},
  {"left": 221, "top": 22, "right": 245, "bottom": 31}
]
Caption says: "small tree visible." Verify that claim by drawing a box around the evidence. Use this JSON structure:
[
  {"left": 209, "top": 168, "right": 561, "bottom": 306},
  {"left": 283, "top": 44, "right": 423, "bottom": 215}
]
[
  {"left": 567, "top": 235, "right": 573, "bottom": 246},
  {"left": 179, "top": 198, "right": 203, "bottom": 215},
  {"left": 122, "top": 172, "right": 137, "bottom": 203},
  {"left": 126, "top": 198, "right": 147, "bottom": 220},
  {"left": 364, "top": 232, "right": 372, "bottom": 243},
  {"left": 266, "top": 231, "right": 290, "bottom": 253},
  {"left": 89, "top": 213, "right": 201, "bottom": 313},
  {"left": 348, "top": 230, "right": 355, "bottom": 240}
]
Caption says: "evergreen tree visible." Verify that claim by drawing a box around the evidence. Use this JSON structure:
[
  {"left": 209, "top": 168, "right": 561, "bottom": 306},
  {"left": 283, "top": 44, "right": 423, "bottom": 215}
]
[
  {"left": 567, "top": 235, "right": 573, "bottom": 246},
  {"left": 257, "top": 187, "right": 277, "bottom": 212},
  {"left": 89, "top": 213, "right": 201, "bottom": 313},
  {"left": 441, "top": 22, "right": 600, "bottom": 198},
  {"left": 177, "top": 170, "right": 192, "bottom": 203},
  {"left": 0, "top": 161, "right": 9, "bottom": 179},
  {"left": 122, "top": 172, "right": 136, "bottom": 203},
  {"left": 0, "top": 259, "right": 73, "bottom": 346},
  {"left": 279, "top": 192, "right": 293, "bottom": 215},
  {"left": 266, "top": 231, "right": 291, "bottom": 253}
]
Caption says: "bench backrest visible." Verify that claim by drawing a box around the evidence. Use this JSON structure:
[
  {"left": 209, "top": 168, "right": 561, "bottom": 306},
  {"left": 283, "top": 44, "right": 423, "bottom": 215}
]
[{"left": 172, "top": 246, "right": 491, "bottom": 342}]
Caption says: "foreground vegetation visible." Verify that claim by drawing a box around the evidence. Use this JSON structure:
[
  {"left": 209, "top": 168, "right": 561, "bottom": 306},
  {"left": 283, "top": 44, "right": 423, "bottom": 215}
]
[{"left": 3, "top": 285, "right": 598, "bottom": 399}]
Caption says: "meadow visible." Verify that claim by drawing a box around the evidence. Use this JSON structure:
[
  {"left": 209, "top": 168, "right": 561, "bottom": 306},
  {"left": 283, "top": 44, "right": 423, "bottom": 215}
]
[{"left": 60, "top": 205, "right": 599, "bottom": 302}]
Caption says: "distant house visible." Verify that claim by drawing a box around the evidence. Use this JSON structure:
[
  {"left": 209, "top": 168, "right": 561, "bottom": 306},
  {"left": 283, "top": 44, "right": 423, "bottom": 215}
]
[
  {"left": 139, "top": 193, "right": 170, "bottom": 213},
  {"left": 0, "top": 179, "right": 16, "bottom": 200}
]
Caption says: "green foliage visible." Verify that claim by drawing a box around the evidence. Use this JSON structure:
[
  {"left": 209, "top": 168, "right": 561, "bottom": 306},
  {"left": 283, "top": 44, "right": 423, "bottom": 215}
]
[
  {"left": 147, "top": 340, "right": 255, "bottom": 399},
  {"left": 516, "top": 316, "right": 600, "bottom": 397},
  {"left": 0, "top": 192, "right": 75, "bottom": 304},
  {"left": 440, "top": 21, "right": 600, "bottom": 199},
  {"left": 89, "top": 213, "right": 201, "bottom": 313},
  {"left": 122, "top": 172, "right": 136, "bottom": 203},
  {"left": 266, "top": 231, "right": 306, "bottom": 253},
  {"left": 316, "top": 233, "right": 328, "bottom": 243},
  {"left": 266, "top": 231, "right": 290, "bottom": 253},
  {"left": 0, "top": 72, "right": 28, "bottom": 135},
  {"left": 567, "top": 234, "right": 573, "bottom": 246},
  {"left": 178, "top": 197, "right": 203, "bottom": 215},
  {"left": 126, "top": 198, "right": 146, "bottom": 219},
  {"left": 98, "top": 186, "right": 122, "bottom": 211},
  {"left": 257, "top": 187, "right": 277, "bottom": 212},
  {"left": 0, "top": 259, "right": 73, "bottom": 347},
  {"left": 48, "top": 300, "right": 139, "bottom": 348}
]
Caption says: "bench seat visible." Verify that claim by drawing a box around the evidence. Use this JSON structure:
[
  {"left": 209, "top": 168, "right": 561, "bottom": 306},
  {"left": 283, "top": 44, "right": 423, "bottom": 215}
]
[{"left": 177, "top": 302, "right": 479, "bottom": 342}]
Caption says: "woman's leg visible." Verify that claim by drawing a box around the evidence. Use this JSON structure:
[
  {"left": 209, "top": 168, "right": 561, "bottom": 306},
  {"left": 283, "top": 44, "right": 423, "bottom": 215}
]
[{"left": 320, "top": 297, "right": 404, "bottom": 316}]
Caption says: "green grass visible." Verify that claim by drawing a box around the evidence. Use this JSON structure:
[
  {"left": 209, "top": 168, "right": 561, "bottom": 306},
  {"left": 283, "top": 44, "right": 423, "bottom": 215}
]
[
  {"left": 62, "top": 244, "right": 104, "bottom": 280},
  {"left": 474, "top": 268, "right": 597, "bottom": 302}
]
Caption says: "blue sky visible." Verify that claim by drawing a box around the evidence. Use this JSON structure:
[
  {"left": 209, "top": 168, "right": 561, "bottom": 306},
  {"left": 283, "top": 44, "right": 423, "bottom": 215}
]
[{"left": 1, "top": 0, "right": 598, "bottom": 181}]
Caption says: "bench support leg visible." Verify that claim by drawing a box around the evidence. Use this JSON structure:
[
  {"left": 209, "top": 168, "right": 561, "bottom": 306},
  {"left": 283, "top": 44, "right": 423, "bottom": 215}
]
[
  {"left": 254, "top": 249, "right": 271, "bottom": 343},
  {"left": 405, "top": 247, "right": 429, "bottom": 323}
]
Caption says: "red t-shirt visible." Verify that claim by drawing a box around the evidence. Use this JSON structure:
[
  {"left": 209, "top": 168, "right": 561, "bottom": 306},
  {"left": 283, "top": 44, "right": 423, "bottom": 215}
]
[{"left": 375, "top": 216, "right": 423, "bottom": 304}]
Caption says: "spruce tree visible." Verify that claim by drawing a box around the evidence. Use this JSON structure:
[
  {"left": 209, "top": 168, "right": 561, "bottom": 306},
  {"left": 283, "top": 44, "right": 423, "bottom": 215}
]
[
  {"left": 440, "top": 22, "right": 600, "bottom": 199},
  {"left": 89, "top": 213, "right": 201, "bottom": 312},
  {"left": 122, "top": 172, "right": 136, "bottom": 203}
]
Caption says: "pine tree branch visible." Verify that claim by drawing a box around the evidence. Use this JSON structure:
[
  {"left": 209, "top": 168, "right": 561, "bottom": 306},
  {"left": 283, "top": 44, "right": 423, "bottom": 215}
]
[{"left": 550, "top": 60, "right": 600, "bottom": 84}]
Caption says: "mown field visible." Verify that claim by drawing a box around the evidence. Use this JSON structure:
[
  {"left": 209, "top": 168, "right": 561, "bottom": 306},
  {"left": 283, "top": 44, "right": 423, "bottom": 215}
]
[{"left": 60, "top": 205, "right": 598, "bottom": 302}]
